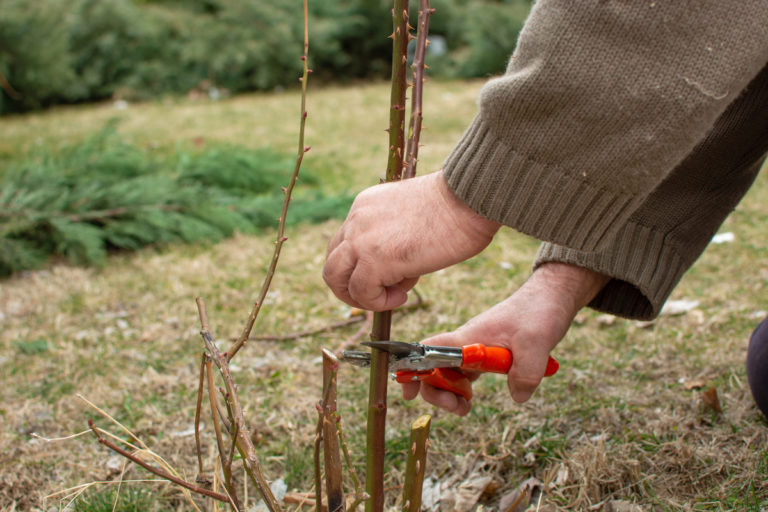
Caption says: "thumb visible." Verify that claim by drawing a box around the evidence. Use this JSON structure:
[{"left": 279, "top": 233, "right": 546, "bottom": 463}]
[
  {"left": 419, "top": 329, "right": 470, "bottom": 348},
  {"left": 506, "top": 348, "right": 549, "bottom": 403}
]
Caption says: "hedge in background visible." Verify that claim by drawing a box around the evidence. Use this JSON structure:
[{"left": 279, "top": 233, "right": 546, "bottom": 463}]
[{"left": 0, "top": 0, "right": 531, "bottom": 114}]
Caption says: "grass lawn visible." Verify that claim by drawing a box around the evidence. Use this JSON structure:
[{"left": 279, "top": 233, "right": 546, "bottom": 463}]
[{"left": 1, "top": 80, "right": 767, "bottom": 511}]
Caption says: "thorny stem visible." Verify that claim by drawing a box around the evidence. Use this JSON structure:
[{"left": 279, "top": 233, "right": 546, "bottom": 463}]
[
  {"left": 228, "top": 0, "right": 311, "bottom": 362},
  {"left": 0, "top": 71, "right": 21, "bottom": 100},
  {"left": 368, "top": 1, "right": 411, "bottom": 510},
  {"left": 198, "top": 299, "right": 282, "bottom": 512},
  {"left": 313, "top": 418, "right": 323, "bottom": 512},
  {"left": 401, "top": 415, "right": 431, "bottom": 512},
  {"left": 385, "top": 0, "right": 410, "bottom": 181},
  {"left": 313, "top": 353, "right": 340, "bottom": 512},
  {"left": 322, "top": 350, "right": 344, "bottom": 512},
  {"left": 206, "top": 359, "right": 241, "bottom": 510},
  {"left": 403, "top": 0, "right": 434, "bottom": 179},
  {"left": 194, "top": 353, "right": 206, "bottom": 476},
  {"left": 87, "top": 420, "right": 229, "bottom": 503},
  {"left": 231, "top": 294, "right": 427, "bottom": 344},
  {"left": 332, "top": 410, "right": 366, "bottom": 511},
  {"left": 366, "top": 311, "right": 392, "bottom": 512}
]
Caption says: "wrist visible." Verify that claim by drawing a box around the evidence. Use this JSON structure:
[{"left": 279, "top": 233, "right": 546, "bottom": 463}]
[
  {"left": 434, "top": 171, "right": 501, "bottom": 240},
  {"left": 528, "top": 262, "right": 609, "bottom": 316}
]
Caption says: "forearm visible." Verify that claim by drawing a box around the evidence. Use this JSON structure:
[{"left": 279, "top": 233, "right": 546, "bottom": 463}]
[
  {"left": 527, "top": 262, "right": 609, "bottom": 318},
  {"left": 443, "top": 0, "right": 768, "bottom": 253},
  {"left": 535, "top": 63, "right": 768, "bottom": 320}
]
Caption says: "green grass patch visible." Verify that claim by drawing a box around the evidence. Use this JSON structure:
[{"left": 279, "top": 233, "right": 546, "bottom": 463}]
[{"left": 74, "top": 487, "right": 155, "bottom": 512}]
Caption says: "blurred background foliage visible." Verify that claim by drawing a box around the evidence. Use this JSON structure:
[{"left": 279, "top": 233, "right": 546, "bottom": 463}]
[{"left": 0, "top": 0, "right": 532, "bottom": 114}]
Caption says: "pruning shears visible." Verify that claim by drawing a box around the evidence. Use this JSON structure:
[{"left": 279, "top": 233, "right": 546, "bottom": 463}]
[{"left": 340, "top": 340, "right": 559, "bottom": 401}]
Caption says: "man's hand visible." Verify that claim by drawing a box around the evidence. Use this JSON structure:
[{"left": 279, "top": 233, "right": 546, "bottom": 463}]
[
  {"left": 401, "top": 263, "right": 609, "bottom": 416},
  {"left": 323, "top": 171, "right": 501, "bottom": 311}
]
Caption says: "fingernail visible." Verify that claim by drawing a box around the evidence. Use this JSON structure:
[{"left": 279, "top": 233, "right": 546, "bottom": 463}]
[{"left": 512, "top": 391, "right": 532, "bottom": 403}]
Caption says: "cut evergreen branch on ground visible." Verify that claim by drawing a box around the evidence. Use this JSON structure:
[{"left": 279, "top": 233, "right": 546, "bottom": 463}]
[{"left": 0, "top": 122, "right": 352, "bottom": 275}]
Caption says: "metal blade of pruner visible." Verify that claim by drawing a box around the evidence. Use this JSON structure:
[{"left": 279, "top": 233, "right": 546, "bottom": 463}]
[{"left": 339, "top": 340, "right": 463, "bottom": 372}]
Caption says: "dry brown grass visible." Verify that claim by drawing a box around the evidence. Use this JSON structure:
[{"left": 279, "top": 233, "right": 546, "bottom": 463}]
[{"left": 1, "top": 81, "right": 767, "bottom": 511}]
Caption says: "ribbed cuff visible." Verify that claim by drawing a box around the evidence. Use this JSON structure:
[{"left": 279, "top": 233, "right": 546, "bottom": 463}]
[
  {"left": 534, "top": 221, "right": 689, "bottom": 320},
  {"left": 442, "top": 117, "right": 643, "bottom": 253}
]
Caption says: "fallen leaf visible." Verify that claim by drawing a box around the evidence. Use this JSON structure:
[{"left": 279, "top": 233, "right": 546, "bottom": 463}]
[
  {"left": 701, "top": 386, "right": 722, "bottom": 414},
  {"left": 421, "top": 476, "right": 440, "bottom": 511},
  {"left": 554, "top": 464, "right": 569, "bottom": 487},
  {"left": 711, "top": 232, "right": 734, "bottom": 244},
  {"left": 682, "top": 379, "right": 706, "bottom": 390},
  {"left": 596, "top": 314, "right": 616, "bottom": 327},
  {"left": 604, "top": 499, "right": 647, "bottom": 511},
  {"left": 454, "top": 475, "right": 493, "bottom": 512},
  {"left": 660, "top": 299, "right": 699, "bottom": 316},
  {"left": 499, "top": 478, "right": 543, "bottom": 512}
]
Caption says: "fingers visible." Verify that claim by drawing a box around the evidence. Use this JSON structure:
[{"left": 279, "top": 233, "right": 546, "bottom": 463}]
[
  {"left": 420, "top": 383, "right": 472, "bottom": 416},
  {"left": 324, "top": 241, "right": 418, "bottom": 311},
  {"left": 322, "top": 241, "right": 359, "bottom": 307},
  {"left": 401, "top": 381, "right": 472, "bottom": 417},
  {"left": 348, "top": 257, "right": 408, "bottom": 311}
]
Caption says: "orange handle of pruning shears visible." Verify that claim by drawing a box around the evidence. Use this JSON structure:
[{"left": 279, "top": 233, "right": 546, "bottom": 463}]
[{"left": 394, "top": 344, "right": 559, "bottom": 401}]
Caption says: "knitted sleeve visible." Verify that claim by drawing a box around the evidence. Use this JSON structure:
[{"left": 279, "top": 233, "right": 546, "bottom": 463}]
[
  {"left": 441, "top": 0, "right": 768, "bottom": 254},
  {"left": 534, "top": 63, "right": 768, "bottom": 319}
]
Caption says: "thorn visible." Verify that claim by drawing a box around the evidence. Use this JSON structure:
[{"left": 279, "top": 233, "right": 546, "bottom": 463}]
[
  {"left": 388, "top": 32, "right": 395, "bottom": 40},
  {"left": 300, "top": 55, "right": 306, "bottom": 61},
  {"left": 307, "top": 69, "right": 313, "bottom": 74},
  {"left": 304, "top": 146, "right": 312, "bottom": 152},
  {"left": 426, "top": 39, "right": 431, "bottom": 46},
  {"left": 402, "top": 55, "right": 408, "bottom": 64},
  {"left": 303, "top": 111, "right": 308, "bottom": 119},
  {"left": 298, "top": 77, "right": 303, "bottom": 82},
  {"left": 281, "top": 186, "right": 287, "bottom": 194},
  {"left": 408, "top": 33, "right": 415, "bottom": 41}
]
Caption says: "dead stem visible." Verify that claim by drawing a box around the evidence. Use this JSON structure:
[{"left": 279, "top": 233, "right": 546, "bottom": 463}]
[
  {"left": 197, "top": 299, "right": 282, "bottom": 511},
  {"left": 195, "top": 353, "right": 206, "bottom": 477},
  {"left": 87, "top": 421, "right": 229, "bottom": 503},
  {"left": 206, "top": 359, "right": 241, "bottom": 510}
]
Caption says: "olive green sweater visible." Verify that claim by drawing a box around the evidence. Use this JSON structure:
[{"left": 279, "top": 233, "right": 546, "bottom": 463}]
[{"left": 442, "top": 0, "right": 768, "bottom": 320}]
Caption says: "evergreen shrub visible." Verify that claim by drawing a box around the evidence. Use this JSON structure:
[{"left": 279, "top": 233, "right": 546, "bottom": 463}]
[
  {"left": 0, "top": 123, "right": 352, "bottom": 275},
  {"left": 0, "top": 0, "right": 532, "bottom": 114}
]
